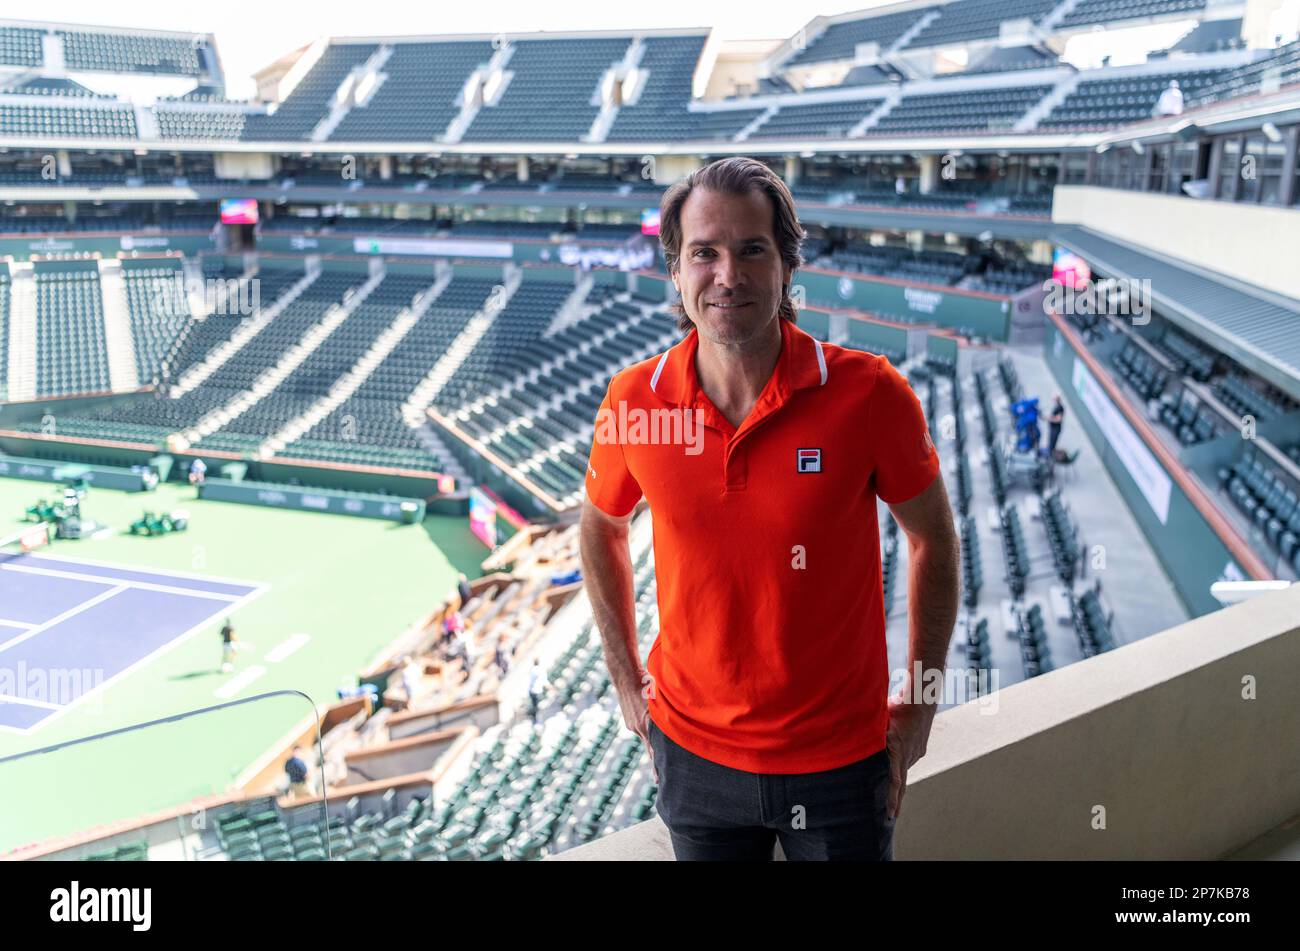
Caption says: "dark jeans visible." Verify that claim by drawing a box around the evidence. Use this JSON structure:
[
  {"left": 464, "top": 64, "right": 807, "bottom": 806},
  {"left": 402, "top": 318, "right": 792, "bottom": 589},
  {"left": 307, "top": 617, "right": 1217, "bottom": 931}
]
[{"left": 647, "top": 718, "right": 895, "bottom": 861}]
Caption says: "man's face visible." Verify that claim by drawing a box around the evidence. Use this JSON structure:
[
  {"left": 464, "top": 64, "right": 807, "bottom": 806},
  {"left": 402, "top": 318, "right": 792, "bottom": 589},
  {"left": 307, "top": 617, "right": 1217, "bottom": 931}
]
[{"left": 672, "top": 186, "right": 793, "bottom": 348}]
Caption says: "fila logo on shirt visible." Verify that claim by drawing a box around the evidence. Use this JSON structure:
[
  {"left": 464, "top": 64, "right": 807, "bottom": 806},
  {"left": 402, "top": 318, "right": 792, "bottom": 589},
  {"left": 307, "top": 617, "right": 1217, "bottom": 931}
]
[{"left": 796, "top": 448, "right": 822, "bottom": 473}]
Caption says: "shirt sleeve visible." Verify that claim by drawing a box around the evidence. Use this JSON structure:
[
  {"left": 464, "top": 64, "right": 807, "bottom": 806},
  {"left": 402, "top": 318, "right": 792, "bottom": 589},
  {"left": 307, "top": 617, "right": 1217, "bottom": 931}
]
[
  {"left": 868, "top": 356, "right": 941, "bottom": 505},
  {"left": 584, "top": 376, "right": 644, "bottom": 517}
]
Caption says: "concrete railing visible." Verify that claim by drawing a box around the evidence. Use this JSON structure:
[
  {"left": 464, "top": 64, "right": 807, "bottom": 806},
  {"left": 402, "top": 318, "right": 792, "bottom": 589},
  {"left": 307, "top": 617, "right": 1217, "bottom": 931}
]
[{"left": 553, "top": 583, "right": 1300, "bottom": 860}]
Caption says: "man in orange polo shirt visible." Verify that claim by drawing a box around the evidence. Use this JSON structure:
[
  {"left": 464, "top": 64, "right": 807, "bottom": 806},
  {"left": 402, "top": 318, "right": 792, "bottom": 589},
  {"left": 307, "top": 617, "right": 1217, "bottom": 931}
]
[{"left": 579, "top": 157, "right": 960, "bottom": 860}]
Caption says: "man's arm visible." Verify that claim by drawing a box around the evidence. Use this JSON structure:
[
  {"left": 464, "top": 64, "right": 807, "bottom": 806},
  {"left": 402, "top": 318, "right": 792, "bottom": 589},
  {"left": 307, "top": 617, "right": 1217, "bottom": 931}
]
[
  {"left": 578, "top": 497, "right": 652, "bottom": 743},
  {"left": 883, "top": 470, "right": 961, "bottom": 819}
]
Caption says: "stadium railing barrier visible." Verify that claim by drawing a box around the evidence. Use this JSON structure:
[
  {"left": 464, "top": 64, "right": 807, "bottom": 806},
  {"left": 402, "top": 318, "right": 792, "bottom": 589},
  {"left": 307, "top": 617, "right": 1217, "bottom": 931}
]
[{"left": 0, "top": 691, "right": 329, "bottom": 860}]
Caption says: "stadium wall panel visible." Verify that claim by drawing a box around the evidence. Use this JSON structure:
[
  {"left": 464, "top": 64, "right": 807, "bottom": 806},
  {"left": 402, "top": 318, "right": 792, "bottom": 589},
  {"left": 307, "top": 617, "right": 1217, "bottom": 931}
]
[
  {"left": 0, "top": 434, "right": 157, "bottom": 468},
  {"left": 255, "top": 458, "right": 447, "bottom": 499},
  {"left": 0, "top": 453, "right": 153, "bottom": 491},
  {"left": 0, "top": 391, "right": 158, "bottom": 427},
  {"left": 629, "top": 272, "right": 669, "bottom": 301},
  {"left": 798, "top": 309, "right": 830, "bottom": 339},
  {"left": 197, "top": 477, "right": 426, "bottom": 522},
  {"left": 800, "top": 268, "right": 1012, "bottom": 339},
  {"left": 926, "top": 334, "right": 959, "bottom": 364},
  {"left": 845, "top": 316, "right": 910, "bottom": 355},
  {"left": 0, "top": 235, "right": 215, "bottom": 262}
]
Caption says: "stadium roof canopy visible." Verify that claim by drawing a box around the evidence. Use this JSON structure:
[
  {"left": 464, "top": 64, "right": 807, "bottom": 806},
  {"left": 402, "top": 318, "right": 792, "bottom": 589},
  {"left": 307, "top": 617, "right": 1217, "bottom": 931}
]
[{"left": 1052, "top": 225, "right": 1300, "bottom": 403}]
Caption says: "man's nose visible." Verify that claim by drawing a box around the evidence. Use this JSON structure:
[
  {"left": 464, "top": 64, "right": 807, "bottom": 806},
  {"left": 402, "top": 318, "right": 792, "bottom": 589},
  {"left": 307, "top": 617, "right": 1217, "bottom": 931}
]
[{"left": 713, "top": 252, "right": 741, "bottom": 288}]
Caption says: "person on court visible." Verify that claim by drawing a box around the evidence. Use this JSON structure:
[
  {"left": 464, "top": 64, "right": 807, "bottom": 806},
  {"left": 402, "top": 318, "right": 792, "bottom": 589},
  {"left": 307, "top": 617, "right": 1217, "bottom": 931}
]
[{"left": 220, "top": 619, "right": 237, "bottom": 673}]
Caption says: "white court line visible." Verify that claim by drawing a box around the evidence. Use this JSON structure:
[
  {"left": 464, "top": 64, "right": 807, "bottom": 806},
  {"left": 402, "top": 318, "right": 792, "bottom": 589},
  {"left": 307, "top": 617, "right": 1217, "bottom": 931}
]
[
  {"left": 1, "top": 563, "right": 243, "bottom": 602},
  {"left": 0, "top": 583, "right": 129, "bottom": 655},
  {"left": 0, "top": 694, "right": 62, "bottom": 710},
  {"left": 264, "top": 632, "right": 310, "bottom": 663},
  {"left": 0, "top": 619, "right": 36, "bottom": 631},
  {"left": 214, "top": 664, "right": 266, "bottom": 700},
  {"left": 22, "top": 549, "right": 269, "bottom": 589}
]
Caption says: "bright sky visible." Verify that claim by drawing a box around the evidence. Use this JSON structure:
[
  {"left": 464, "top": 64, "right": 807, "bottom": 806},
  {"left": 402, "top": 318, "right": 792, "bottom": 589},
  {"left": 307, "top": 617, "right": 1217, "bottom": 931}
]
[{"left": 35, "top": 0, "right": 900, "bottom": 99}]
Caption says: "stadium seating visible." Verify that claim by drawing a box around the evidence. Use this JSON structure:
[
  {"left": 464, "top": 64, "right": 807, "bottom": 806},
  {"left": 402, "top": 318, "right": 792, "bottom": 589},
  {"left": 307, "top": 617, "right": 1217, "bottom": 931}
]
[
  {"left": 605, "top": 36, "right": 707, "bottom": 142},
  {"left": 962, "top": 262, "right": 1051, "bottom": 294},
  {"left": 748, "top": 99, "right": 881, "bottom": 140},
  {"left": 1191, "top": 39, "right": 1300, "bottom": 106},
  {"left": 0, "top": 268, "right": 9, "bottom": 396},
  {"left": 1212, "top": 373, "right": 1294, "bottom": 422},
  {"left": 34, "top": 267, "right": 110, "bottom": 397},
  {"left": 198, "top": 273, "right": 436, "bottom": 454},
  {"left": 432, "top": 280, "right": 575, "bottom": 410},
  {"left": 954, "top": 452, "right": 973, "bottom": 518},
  {"left": 329, "top": 41, "right": 493, "bottom": 142},
  {"left": 963, "top": 46, "right": 1057, "bottom": 75},
  {"left": 882, "top": 514, "right": 901, "bottom": 617},
  {"left": 462, "top": 37, "right": 631, "bottom": 143},
  {"left": 830, "top": 243, "right": 969, "bottom": 284},
  {"left": 1154, "top": 390, "right": 1216, "bottom": 445},
  {"left": 998, "top": 356, "right": 1022, "bottom": 403},
  {"left": 155, "top": 107, "right": 250, "bottom": 141},
  {"left": 960, "top": 516, "right": 982, "bottom": 608},
  {"left": 907, "top": 0, "right": 1060, "bottom": 49},
  {"left": 26, "top": 263, "right": 303, "bottom": 441},
  {"left": 242, "top": 44, "right": 379, "bottom": 141},
  {"left": 0, "top": 25, "right": 43, "bottom": 67},
  {"left": 784, "top": 9, "right": 927, "bottom": 66},
  {"left": 1150, "top": 328, "right": 1216, "bottom": 382},
  {"left": 1016, "top": 604, "right": 1053, "bottom": 678},
  {"left": 1, "top": 76, "right": 108, "bottom": 98},
  {"left": 1000, "top": 503, "right": 1030, "bottom": 598},
  {"left": 1113, "top": 339, "right": 1171, "bottom": 402},
  {"left": 279, "top": 275, "right": 500, "bottom": 470},
  {"left": 965, "top": 617, "right": 994, "bottom": 678},
  {"left": 1038, "top": 68, "right": 1227, "bottom": 130},
  {"left": 122, "top": 262, "right": 191, "bottom": 383},
  {"left": 1057, "top": 0, "right": 1207, "bottom": 31},
  {"left": 442, "top": 301, "right": 678, "bottom": 504},
  {"left": 1157, "top": 16, "right": 1245, "bottom": 56},
  {"left": 1040, "top": 491, "right": 1080, "bottom": 583},
  {"left": 1219, "top": 447, "right": 1300, "bottom": 570},
  {"left": 0, "top": 102, "right": 137, "bottom": 138},
  {"left": 57, "top": 28, "right": 209, "bottom": 75},
  {"left": 1070, "top": 584, "right": 1117, "bottom": 657},
  {"left": 870, "top": 85, "right": 1052, "bottom": 135}
]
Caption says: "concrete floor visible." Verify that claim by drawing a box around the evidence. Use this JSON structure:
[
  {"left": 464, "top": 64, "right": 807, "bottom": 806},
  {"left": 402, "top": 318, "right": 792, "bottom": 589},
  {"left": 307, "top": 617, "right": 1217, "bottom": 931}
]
[{"left": 884, "top": 345, "right": 1189, "bottom": 706}]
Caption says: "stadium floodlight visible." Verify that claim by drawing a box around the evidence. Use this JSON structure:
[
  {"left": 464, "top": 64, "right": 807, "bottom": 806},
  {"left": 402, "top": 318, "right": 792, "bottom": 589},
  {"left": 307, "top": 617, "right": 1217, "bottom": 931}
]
[
  {"left": 1131, "top": 141, "right": 1144, "bottom": 155},
  {"left": 1210, "top": 580, "right": 1293, "bottom": 605},
  {"left": 1262, "top": 121, "right": 1282, "bottom": 142},
  {"left": 1095, "top": 142, "right": 1109, "bottom": 154}
]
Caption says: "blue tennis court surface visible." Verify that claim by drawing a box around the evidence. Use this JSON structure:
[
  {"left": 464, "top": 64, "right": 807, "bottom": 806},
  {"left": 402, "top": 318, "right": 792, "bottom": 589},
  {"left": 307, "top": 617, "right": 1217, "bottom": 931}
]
[{"left": 0, "top": 552, "right": 266, "bottom": 733}]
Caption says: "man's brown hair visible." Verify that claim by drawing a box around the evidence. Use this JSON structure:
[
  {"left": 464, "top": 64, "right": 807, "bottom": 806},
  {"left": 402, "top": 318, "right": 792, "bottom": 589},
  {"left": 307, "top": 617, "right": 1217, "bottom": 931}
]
[{"left": 658, "top": 156, "right": 805, "bottom": 333}]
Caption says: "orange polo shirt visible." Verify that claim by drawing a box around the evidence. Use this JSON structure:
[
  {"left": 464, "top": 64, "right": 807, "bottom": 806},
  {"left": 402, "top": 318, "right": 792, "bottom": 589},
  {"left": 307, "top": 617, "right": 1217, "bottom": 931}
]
[{"left": 584, "top": 317, "right": 940, "bottom": 774}]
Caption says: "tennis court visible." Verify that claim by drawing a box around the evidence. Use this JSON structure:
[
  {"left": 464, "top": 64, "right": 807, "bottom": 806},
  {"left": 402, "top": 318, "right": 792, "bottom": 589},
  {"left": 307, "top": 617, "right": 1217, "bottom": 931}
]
[
  {"left": 0, "top": 550, "right": 265, "bottom": 732},
  {"left": 0, "top": 475, "right": 486, "bottom": 852}
]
